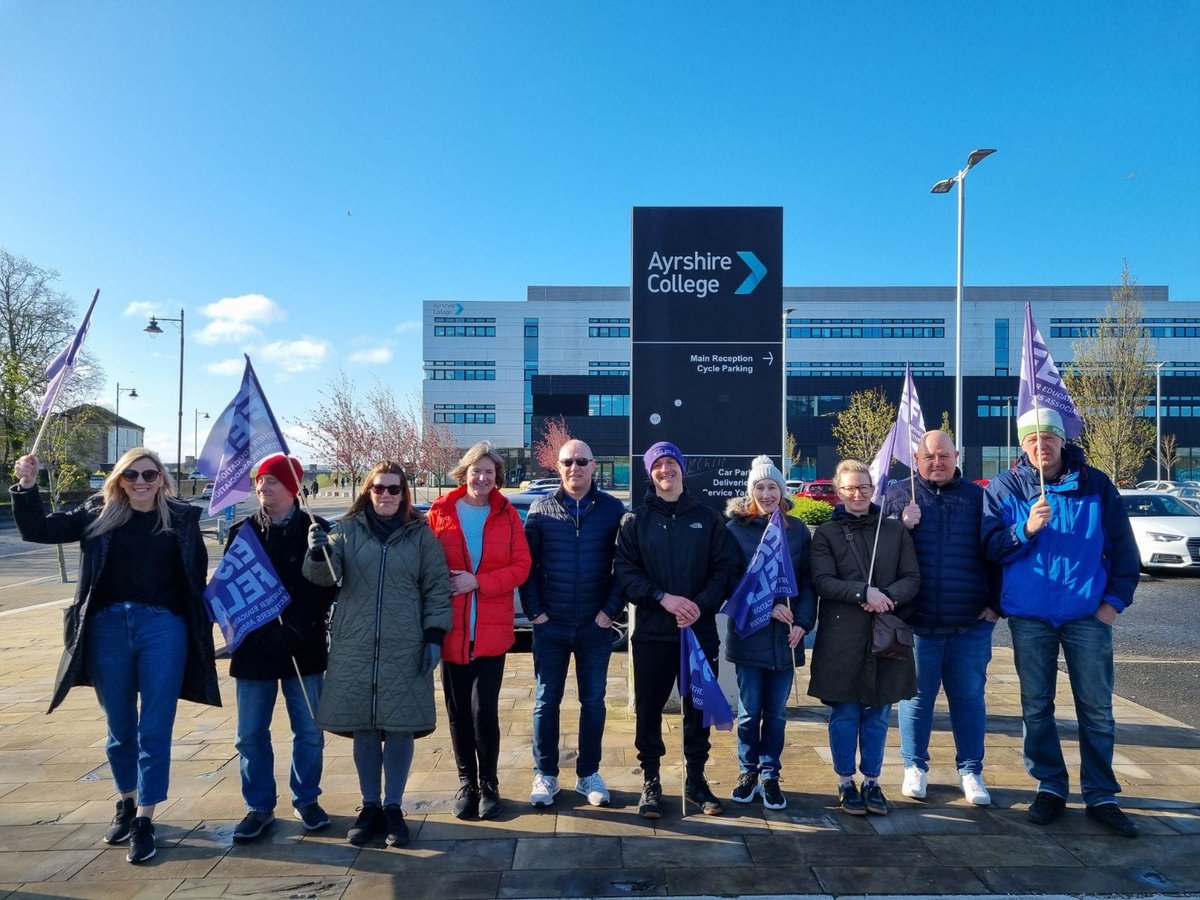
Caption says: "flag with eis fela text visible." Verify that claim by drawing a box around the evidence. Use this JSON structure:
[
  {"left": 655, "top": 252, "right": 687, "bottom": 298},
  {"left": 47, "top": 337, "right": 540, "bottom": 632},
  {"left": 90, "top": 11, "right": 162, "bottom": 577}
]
[
  {"left": 720, "top": 507, "right": 797, "bottom": 638},
  {"left": 679, "top": 626, "right": 733, "bottom": 731},
  {"left": 204, "top": 525, "right": 291, "bottom": 653}
]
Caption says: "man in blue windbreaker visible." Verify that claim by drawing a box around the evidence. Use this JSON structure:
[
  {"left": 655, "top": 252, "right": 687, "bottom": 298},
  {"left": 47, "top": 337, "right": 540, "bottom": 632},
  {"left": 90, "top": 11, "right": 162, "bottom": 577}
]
[{"left": 983, "top": 408, "right": 1141, "bottom": 838}]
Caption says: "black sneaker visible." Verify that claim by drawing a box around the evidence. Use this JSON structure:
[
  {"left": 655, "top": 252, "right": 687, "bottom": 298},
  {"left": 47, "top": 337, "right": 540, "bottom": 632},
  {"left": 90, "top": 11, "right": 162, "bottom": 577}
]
[
  {"left": 638, "top": 778, "right": 663, "bottom": 819},
  {"left": 731, "top": 772, "right": 759, "bottom": 804},
  {"left": 293, "top": 802, "right": 330, "bottom": 832},
  {"left": 126, "top": 816, "right": 155, "bottom": 864},
  {"left": 233, "top": 810, "right": 275, "bottom": 843},
  {"left": 1086, "top": 802, "right": 1139, "bottom": 838},
  {"left": 862, "top": 781, "right": 889, "bottom": 816},
  {"left": 347, "top": 804, "right": 385, "bottom": 846},
  {"left": 838, "top": 780, "right": 866, "bottom": 816},
  {"left": 384, "top": 805, "right": 409, "bottom": 847},
  {"left": 761, "top": 777, "right": 787, "bottom": 810},
  {"left": 103, "top": 797, "right": 136, "bottom": 844},
  {"left": 453, "top": 782, "right": 480, "bottom": 820},
  {"left": 685, "top": 775, "right": 723, "bottom": 816},
  {"left": 479, "top": 778, "right": 502, "bottom": 820},
  {"left": 1027, "top": 791, "right": 1067, "bottom": 825}
]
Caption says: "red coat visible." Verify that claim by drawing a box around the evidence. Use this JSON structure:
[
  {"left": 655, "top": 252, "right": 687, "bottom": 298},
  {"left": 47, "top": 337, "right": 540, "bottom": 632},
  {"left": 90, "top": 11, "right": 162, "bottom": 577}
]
[{"left": 427, "top": 486, "right": 532, "bottom": 664}]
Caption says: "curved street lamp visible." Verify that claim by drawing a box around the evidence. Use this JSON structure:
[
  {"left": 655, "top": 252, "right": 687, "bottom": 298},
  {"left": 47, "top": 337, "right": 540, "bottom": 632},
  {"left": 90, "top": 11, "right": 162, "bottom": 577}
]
[
  {"left": 145, "top": 309, "right": 185, "bottom": 486},
  {"left": 114, "top": 383, "right": 138, "bottom": 465}
]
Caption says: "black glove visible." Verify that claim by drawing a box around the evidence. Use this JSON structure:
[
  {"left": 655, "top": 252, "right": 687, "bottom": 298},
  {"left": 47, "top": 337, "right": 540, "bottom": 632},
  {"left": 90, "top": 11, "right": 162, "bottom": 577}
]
[
  {"left": 307, "top": 523, "right": 330, "bottom": 560},
  {"left": 421, "top": 643, "right": 441, "bottom": 675}
]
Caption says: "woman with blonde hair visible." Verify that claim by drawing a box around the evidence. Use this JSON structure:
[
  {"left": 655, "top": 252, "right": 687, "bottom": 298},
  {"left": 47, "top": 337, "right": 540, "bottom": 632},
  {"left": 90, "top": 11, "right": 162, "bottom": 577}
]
[
  {"left": 427, "top": 441, "right": 531, "bottom": 820},
  {"left": 10, "top": 449, "right": 219, "bottom": 864}
]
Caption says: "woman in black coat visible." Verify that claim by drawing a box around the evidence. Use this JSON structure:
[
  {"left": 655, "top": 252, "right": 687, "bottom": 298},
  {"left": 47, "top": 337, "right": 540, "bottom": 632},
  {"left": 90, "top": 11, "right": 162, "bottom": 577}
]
[
  {"left": 11, "top": 449, "right": 219, "bottom": 865},
  {"left": 808, "top": 459, "right": 919, "bottom": 818}
]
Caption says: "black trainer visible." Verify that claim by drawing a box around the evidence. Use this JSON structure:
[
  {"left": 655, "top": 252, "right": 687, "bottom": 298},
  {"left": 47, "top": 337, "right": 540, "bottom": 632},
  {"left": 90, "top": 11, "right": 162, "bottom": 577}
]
[
  {"left": 862, "top": 780, "right": 889, "bottom": 816},
  {"left": 1086, "top": 802, "right": 1139, "bottom": 838},
  {"left": 384, "top": 805, "right": 409, "bottom": 846},
  {"left": 761, "top": 777, "right": 787, "bottom": 810},
  {"left": 233, "top": 810, "right": 275, "bottom": 843},
  {"left": 838, "top": 780, "right": 866, "bottom": 816},
  {"left": 685, "top": 775, "right": 723, "bottom": 816},
  {"left": 479, "top": 778, "right": 502, "bottom": 820},
  {"left": 347, "top": 804, "right": 385, "bottom": 846},
  {"left": 1027, "top": 791, "right": 1066, "bottom": 825},
  {"left": 293, "top": 802, "right": 330, "bottom": 831},
  {"left": 731, "top": 772, "right": 759, "bottom": 804},
  {"left": 126, "top": 816, "right": 156, "bottom": 864},
  {"left": 453, "top": 782, "right": 480, "bottom": 820},
  {"left": 638, "top": 777, "right": 663, "bottom": 819},
  {"left": 103, "top": 797, "right": 136, "bottom": 844}
]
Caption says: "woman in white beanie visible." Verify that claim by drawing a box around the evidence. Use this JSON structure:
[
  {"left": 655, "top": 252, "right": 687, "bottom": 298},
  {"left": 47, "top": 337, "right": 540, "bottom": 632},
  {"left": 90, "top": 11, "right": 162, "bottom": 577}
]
[{"left": 723, "top": 455, "right": 816, "bottom": 810}]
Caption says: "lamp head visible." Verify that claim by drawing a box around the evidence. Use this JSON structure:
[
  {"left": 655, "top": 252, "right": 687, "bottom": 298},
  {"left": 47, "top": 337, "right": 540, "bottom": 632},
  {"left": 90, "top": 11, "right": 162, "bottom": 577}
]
[
  {"left": 129, "top": 389, "right": 138, "bottom": 399},
  {"left": 930, "top": 177, "right": 957, "bottom": 194},
  {"left": 966, "top": 148, "right": 997, "bottom": 169},
  {"left": 144, "top": 317, "right": 163, "bottom": 335}
]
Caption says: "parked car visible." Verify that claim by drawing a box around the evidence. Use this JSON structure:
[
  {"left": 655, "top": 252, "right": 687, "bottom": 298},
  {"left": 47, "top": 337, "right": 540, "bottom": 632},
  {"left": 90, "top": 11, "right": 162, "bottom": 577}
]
[
  {"left": 522, "top": 478, "right": 562, "bottom": 494},
  {"left": 200, "top": 482, "right": 214, "bottom": 500},
  {"left": 1168, "top": 486, "right": 1200, "bottom": 501},
  {"left": 1119, "top": 490, "right": 1200, "bottom": 570},
  {"left": 785, "top": 479, "right": 803, "bottom": 494},
  {"left": 795, "top": 479, "right": 837, "bottom": 505},
  {"left": 1135, "top": 480, "right": 1181, "bottom": 492}
]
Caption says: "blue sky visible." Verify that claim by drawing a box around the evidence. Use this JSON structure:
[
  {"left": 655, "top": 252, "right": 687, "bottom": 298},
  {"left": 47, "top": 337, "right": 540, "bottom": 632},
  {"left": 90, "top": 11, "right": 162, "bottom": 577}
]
[{"left": 3, "top": 1, "right": 1197, "bottom": 464}]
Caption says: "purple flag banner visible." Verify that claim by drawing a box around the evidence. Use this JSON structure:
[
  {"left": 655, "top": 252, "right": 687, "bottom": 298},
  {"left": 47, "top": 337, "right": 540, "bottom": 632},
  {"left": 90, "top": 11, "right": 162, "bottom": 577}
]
[
  {"left": 869, "top": 365, "right": 926, "bottom": 502},
  {"left": 679, "top": 626, "right": 734, "bottom": 731},
  {"left": 1018, "top": 303, "right": 1084, "bottom": 439},
  {"left": 204, "top": 525, "right": 291, "bottom": 653},
  {"left": 38, "top": 289, "right": 99, "bottom": 417},
  {"left": 197, "top": 356, "right": 289, "bottom": 515},
  {"left": 721, "top": 508, "right": 797, "bottom": 638}
]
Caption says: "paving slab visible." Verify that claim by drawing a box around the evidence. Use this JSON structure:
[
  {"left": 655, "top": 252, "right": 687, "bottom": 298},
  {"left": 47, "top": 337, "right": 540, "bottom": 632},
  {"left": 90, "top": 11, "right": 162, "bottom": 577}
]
[{"left": 499, "top": 866, "right": 668, "bottom": 898}]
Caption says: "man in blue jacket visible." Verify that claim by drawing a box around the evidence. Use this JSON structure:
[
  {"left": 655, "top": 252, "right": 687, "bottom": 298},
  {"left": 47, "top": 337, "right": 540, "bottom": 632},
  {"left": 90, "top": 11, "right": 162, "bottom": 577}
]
[
  {"left": 521, "top": 439, "right": 626, "bottom": 809},
  {"left": 885, "top": 430, "right": 998, "bottom": 807},
  {"left": 983, "top": 409, "right": 1141, "bottom": 837}
]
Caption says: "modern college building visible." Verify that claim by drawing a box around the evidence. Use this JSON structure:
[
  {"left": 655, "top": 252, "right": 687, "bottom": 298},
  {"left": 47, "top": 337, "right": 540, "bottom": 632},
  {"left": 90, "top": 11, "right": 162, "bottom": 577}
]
[{"left": 423, "top": 284, "right": 1200, "bottom": 485}]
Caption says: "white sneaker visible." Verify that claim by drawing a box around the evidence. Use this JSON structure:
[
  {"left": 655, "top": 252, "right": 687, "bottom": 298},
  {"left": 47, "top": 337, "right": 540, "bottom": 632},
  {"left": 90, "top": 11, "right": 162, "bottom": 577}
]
[
  {"left": 575, "top": 772, "right": 610, "bottom": 807},
  {"left": 902, "top": 766, "right": 927, "bottom": 799},
  {"left": 960, "top": 772, "right": 992, "bottom": 806},
  {"left": 530, "top": 772, "right": 559, "bottom": 807}
]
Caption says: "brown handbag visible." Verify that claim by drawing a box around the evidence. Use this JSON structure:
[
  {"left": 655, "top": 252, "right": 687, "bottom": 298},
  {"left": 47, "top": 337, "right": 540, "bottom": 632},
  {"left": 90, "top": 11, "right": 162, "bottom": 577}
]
[{"left": 871, "top": 612, "right": 914, "bottom": 660}]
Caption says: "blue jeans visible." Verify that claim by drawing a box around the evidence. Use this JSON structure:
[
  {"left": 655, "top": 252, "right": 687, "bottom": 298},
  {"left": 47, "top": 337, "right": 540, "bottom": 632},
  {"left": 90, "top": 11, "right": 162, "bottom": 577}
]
[
  {"left": 1009, "top": 615, "right": 1121, "bottom": 806},
  {"left": 532, "top": 619, "right": 613, "bottom": 777},
  {"left": 899, "top": 619, "right": 995, "bottom": 775},
  {"left": 735, "top": 665, "right": 794, "bottom": 778},
  {"left": 827, "top": 702, "right": 892, "bottom": 779},
  {"left": 353, "top": 731, "right": 415, "bottom": 807},
  {"left": 85, "top": 602, "right": 187, "bottom": 807},
  {"left": 235, "top": 674, "right": 325, "bottom": 812}
]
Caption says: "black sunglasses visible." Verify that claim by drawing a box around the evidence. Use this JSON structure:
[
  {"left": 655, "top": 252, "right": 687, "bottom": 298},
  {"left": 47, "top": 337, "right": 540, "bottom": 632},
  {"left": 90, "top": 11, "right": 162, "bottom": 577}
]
[
  {"left": 369, "top": 484, "right": 404, "bottom": 496},
  {"left": 121, "top": 468, "right": 161, "bottom": 483},
  {"left": 558, "top": 457, "right": 592, "bottom": 467}
]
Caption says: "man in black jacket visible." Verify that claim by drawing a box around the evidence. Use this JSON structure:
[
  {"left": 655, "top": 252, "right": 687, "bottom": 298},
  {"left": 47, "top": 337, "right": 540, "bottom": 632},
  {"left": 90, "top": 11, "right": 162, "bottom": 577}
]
[
  {"left": 228, "top": 454, "right": 336, "bottom": 842},
  {"left": 614, "top": 441, "right": 740, "bottom": 818},
  {"left": 521, "top": 439, "right": 626, "bottom": 809}
]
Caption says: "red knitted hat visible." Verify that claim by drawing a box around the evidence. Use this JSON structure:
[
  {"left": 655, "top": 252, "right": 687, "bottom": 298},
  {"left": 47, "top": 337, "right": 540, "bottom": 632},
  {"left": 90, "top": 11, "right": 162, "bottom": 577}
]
[{"left": 254, "top": 453, "right": 304, "bottom": 494}]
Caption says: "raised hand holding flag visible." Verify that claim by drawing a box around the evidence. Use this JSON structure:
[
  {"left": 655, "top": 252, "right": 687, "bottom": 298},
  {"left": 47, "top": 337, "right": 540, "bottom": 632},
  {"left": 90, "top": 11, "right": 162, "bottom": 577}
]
[{"left": 30, "top": 289, "right": 99, "bottom": 455}]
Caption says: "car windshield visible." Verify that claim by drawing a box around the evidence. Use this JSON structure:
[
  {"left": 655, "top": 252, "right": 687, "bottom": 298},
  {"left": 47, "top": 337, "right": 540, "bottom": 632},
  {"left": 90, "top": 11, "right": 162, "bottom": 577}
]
[{"left": 1123, "top": 495, "right": 1198, "bottom": 517}]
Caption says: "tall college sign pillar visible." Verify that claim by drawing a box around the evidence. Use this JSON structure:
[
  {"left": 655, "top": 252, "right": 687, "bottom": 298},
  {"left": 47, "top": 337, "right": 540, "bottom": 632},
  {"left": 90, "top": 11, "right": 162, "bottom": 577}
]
[{"left": 630, "top": 207, "right": 784, "bottom": 506}]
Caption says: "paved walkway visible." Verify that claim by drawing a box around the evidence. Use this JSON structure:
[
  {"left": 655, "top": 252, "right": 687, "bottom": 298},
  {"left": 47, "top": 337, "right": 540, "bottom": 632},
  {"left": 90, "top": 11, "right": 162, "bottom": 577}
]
[{"left": 0, "top": 570, "right": 1197, "bottom": 898}]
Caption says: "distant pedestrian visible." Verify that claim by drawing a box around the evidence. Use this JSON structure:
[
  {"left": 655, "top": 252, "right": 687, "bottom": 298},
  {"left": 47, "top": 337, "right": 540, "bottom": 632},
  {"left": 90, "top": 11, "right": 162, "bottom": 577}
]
[{"left": 311, "top": 479, "right": 319, "bottom": 497}]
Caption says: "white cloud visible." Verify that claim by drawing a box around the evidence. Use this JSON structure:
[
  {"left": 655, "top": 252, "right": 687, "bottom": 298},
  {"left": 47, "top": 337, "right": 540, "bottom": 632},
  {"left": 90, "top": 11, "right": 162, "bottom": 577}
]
[
  {"left": 260, "top": 337, "right": 329, "bottom": 374},
  {"left": 203, "top": 358, "right": 245, "bottom": 376},
  {"left": 123, "top": 301, "right": 159, "bottom": 318},
  {"left": 348, "top": 346, "right": 393, "bottom": 365},
  {"left": 394, "top": 320, "right": 421, "bottom": 334},
  {"left": 198, "top": 293, "right": 286, "bottom": 344}
]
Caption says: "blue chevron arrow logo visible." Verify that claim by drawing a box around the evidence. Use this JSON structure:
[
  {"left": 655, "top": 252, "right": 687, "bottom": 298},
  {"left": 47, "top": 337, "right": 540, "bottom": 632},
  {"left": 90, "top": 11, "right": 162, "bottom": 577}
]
[
  {"left": 734, "top": 251, "right": 767, "bottom": 295},
  {"left": 455, "top": 303, "right": 464, "bottom": 314}
]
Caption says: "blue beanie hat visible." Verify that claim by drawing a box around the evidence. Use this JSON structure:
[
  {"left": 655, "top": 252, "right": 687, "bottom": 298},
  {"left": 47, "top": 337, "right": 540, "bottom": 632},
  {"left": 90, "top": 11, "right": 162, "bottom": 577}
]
[{"left": 644, "top": 441, "right": 686, "bottom": 476}]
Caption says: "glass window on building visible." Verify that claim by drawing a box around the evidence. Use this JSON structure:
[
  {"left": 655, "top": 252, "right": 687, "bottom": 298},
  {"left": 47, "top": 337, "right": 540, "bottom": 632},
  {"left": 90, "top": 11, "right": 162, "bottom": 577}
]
[
  {"left": 994, "top": 318, "right": 1009, "bottom": 376},
  {"left": 981, "top": 446, "right": 1018, "bottom": 479}
]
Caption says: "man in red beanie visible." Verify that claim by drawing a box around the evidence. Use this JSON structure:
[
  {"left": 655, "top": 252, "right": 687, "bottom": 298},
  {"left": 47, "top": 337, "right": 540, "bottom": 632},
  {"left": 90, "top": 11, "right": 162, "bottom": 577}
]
[{"left": 228, "top": 453, "right": 337, "bottom": 842}]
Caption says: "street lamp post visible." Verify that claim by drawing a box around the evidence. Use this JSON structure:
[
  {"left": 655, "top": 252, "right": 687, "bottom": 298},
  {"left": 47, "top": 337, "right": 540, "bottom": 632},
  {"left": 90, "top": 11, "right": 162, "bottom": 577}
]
[
  {"left": 781, "top": 307, "right": 796, "bottom": 477},
  {"left": 144, "top": 309, "right": 185, "bottom": 487},
  {"left": 931, "top": 148, "right": 997, "bottom": 461},
  {"left": 1155, "top": 361, "right": 1166, "bottom": 480},
  {"left": 113, "top": 383, "right": 138, "bottom": 465},
  {"left": 193, "top": 409, "right": 210, "bottom": 466}
]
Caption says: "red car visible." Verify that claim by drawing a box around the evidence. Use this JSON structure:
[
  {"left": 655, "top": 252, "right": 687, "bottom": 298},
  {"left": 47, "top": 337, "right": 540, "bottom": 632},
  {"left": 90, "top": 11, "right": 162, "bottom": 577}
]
[{"left": 795, "top": 479, "right": 838, "bottom": 506}]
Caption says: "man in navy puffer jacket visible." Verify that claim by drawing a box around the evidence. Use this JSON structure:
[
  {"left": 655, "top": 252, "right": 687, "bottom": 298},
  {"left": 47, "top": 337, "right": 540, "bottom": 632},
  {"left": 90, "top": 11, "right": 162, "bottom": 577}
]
[
  {"left": 982, "top": 409, "right": 1141, "bottom": 838},
  {"left": 884, "top": 430, "right": 999, "bottom": 808},
  {"left": 521, "top": 440, "right": 626, "bottom": 810}
]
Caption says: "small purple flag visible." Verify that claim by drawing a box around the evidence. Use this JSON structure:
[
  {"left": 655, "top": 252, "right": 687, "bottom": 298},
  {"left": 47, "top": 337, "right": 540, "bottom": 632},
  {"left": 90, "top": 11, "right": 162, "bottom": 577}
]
[
  {"left": 721, "top": 508, "right": 797, "bottom": 638},
  {"left": 870, "top": 364, "right": 926, "bottom": 502},
  {"left": 38, "top": 289, "right": 99, "bottom": 417},
  {"left": 197, "top": 355, "right": 289, "bottom": 515},
  {"left": 204, "top": 525, "right": 291, "bottom": 653},
  {"left": 679, "top": 626, "right": 733, "bottom": 731},
  {"left": 1019, "top": 303, "right": 1084, "bottom": 439}
]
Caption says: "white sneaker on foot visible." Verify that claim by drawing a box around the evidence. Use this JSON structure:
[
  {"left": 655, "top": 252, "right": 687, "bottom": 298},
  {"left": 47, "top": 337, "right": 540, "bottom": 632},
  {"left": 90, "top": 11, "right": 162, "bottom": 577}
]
[
  {"left": 902, "top": 766, "right": 927, "bottom": 799},
  {"left": 575, "top": 772, "right": 610, "bottom": 807},
  {"left": 960, "top": 772, "right": 992, "bottom": 806},
  {"left": 530, "top": 772, "right": 559, "bottom": 807}
]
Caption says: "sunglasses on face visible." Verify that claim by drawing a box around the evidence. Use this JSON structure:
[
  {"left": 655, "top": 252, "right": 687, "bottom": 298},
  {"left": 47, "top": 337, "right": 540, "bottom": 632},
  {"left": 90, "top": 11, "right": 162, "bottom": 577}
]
[
  {"left": 121, "top": 468, "right": 161, "bottom": 483},
  {"left": 369, "top": 484, "right": 404, "bottom": 496},
  {"left": 558, "top": 457, "right": 592, "bottom": 467}
]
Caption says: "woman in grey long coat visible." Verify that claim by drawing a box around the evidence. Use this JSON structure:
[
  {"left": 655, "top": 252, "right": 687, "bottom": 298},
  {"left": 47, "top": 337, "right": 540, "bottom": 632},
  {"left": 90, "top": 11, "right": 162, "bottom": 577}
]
[
  {"left": 304, "top": 461, "right": 451, "bottom": 848},
  {"left": 808, "top": 459, "right": 919, "bottom": 818}
]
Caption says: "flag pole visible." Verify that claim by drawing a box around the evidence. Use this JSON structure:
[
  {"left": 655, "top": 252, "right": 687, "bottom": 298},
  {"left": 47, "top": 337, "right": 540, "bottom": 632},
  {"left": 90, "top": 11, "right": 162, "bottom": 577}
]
[
  {"left": 867, "top": 505, "right": 883, "bottom": 588},
  {"left": 1034, "top": 396, "right": 1046, "bottom": 498},
  {"left": 28, "top": 415, "right": 54, "bottom": 458},
  {"left": 289, "top": 460, "right": 331, "bottom": 718}
]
